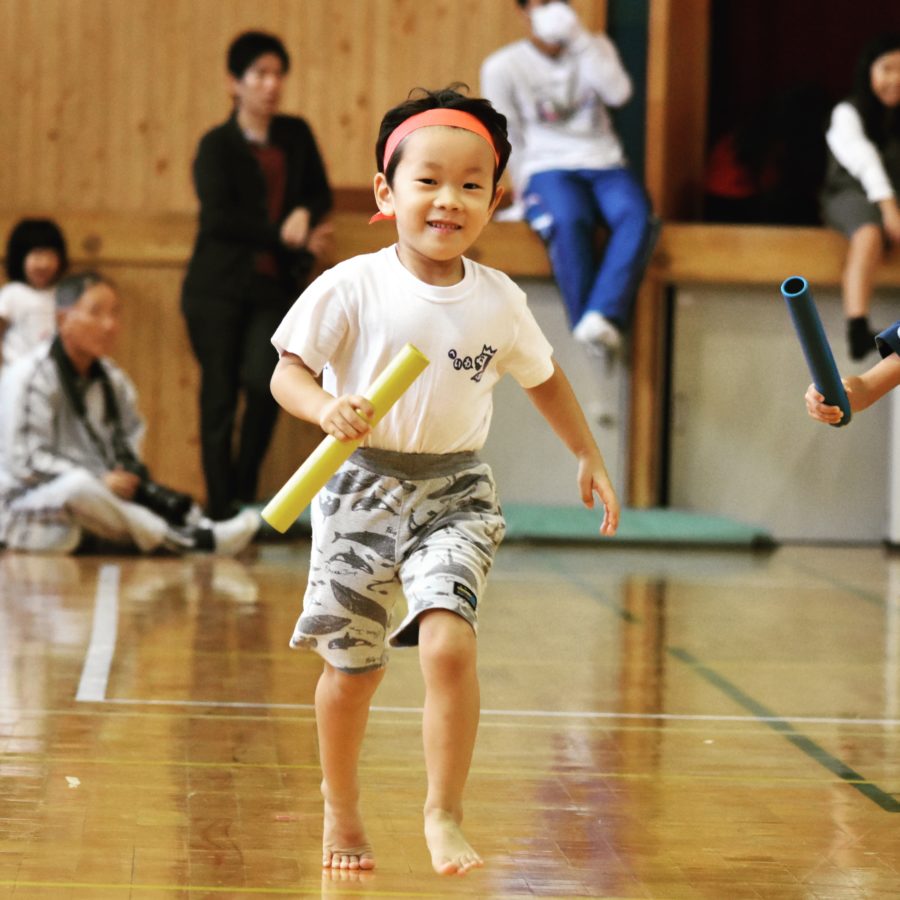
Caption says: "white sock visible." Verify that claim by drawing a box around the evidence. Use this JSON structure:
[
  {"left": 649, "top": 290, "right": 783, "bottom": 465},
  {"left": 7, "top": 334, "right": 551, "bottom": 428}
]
[
  {"left": 573, "top": 311, "right": 622, "bottom": 350},
  {"left": 211, "top": 509, "right": 260, "bottom": 555}
]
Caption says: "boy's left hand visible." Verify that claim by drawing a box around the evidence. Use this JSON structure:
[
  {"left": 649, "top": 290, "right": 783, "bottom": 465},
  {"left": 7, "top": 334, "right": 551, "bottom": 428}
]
[{"left": 578, "top": 453, "right": 619, "bottom": 536}]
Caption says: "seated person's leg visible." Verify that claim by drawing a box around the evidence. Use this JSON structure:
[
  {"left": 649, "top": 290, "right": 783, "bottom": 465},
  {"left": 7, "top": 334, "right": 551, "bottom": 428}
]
[
  {"left": 843, "top": 223, "right": 883, "bottom": 360},
  {"left": 3, "top": 468, "right": 167, "bottom": 553},
  {"left": 524, "top": 170, "right": 597, "bottom": 327},
  {"left": 64, "top": 468, "right": 170, "bottom": 552},
  {"left": 821, "top": 186, "right": 884, "bottom": 360},
  {"left": 585, "top": 168, "right": 653, "bottom": 331}
]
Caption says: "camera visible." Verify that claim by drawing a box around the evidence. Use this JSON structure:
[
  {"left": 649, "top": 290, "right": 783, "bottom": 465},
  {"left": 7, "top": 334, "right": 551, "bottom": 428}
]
[{"left": 122, "top": 460, "right": 193, "bottom": 526}]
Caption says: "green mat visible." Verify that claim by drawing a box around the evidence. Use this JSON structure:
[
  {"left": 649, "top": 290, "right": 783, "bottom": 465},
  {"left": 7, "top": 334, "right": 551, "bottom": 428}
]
[
  {"left": 255, "top": 503, "right": 773, "bottom": 548},
  {"left": 502, "top": 504, "right": 774, "bottom": 547}
]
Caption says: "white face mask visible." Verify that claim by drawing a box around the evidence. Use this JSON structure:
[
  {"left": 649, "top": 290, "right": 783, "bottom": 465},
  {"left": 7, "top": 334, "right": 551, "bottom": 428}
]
[{"left": 530, "top": 2, "right": 578, "bottom": 45}]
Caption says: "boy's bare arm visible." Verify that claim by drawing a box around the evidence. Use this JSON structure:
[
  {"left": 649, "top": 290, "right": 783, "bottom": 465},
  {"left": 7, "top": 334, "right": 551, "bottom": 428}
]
[
  {"left": 271, "top": 352, "right": 374, "bottom": 442},
  {"left": 524, "top": 361, "right": 620, "bottom": 536}
]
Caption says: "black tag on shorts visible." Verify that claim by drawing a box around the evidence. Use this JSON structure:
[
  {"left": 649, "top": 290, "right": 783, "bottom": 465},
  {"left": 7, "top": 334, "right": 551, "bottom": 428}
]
[{"left": 453, "top": 582, "right": 477, "bottom": 610}]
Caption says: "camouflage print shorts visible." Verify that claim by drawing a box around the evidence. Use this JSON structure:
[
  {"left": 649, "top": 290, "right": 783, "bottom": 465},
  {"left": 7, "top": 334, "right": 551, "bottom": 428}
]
[{"left": 290, "top": 448, "right": 506, "bottom": 673}]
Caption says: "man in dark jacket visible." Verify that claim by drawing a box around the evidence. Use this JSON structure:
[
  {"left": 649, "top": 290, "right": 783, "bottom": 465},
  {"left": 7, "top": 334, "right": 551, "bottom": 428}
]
[{"left": 182, "top": 30, "right": 333, "bottom": 521}]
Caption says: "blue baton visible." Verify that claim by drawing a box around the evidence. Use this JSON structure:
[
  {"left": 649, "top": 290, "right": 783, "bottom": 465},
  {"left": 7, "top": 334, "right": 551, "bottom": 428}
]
[{"left": 781, "top": 275, "right": 851, "bottom": 427}]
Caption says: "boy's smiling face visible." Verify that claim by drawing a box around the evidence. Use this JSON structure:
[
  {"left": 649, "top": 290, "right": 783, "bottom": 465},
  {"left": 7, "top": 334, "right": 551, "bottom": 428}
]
[{"left": 373, "top": 125, "right": 503, "bottom": 285}]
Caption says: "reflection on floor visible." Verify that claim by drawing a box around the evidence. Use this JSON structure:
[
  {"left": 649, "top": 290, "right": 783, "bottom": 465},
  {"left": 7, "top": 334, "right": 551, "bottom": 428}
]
[{"left": 1, "top": 540, "right": 899, "bottom": 898}]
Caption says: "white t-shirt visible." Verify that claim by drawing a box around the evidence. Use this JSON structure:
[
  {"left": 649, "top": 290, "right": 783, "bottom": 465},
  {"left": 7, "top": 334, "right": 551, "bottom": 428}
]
[
  {"left": 0, "top": 282, "right": 56, "bottom": 368},
  {"left": 480, "top": 33, "right": 631, "bottom": 193},
  {"left": 271, "top": 246, "right": 555, "bottom": 453}
]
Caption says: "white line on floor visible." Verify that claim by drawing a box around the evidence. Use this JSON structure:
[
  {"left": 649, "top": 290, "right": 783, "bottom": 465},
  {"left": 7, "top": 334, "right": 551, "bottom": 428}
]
[
  {"left": 93, "top": 696, "right": 900, "bottom": 727},
  {"left": 75, "top": 565, "right": 120, "bottom": 703}
]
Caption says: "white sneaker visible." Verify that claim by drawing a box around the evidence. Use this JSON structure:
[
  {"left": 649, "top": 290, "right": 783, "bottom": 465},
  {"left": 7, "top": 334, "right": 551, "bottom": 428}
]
[
  {"left": 211, "top": 509, "right": 260, "bottom": 555},
  {"left": 572, "top": 311, "right": 622, "bottom": 351}
]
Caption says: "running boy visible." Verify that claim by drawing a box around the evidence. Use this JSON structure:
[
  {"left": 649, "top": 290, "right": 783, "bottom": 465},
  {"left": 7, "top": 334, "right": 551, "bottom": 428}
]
[{"left": 270, "top": 86, "right": 619, "bottom": 876}]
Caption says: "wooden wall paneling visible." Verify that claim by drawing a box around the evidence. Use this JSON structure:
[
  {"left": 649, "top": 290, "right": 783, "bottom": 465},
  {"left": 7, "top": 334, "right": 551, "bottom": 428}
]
[
  {"left": 315, "top": 1, "right": 380, "bottom": 190},
  {"left": 106, "top": 0, "right": 132, "bottom": 213},
  {"left": 579, "top": 0, "right": 608, "bottom": 32},
  {"left": 71, "top": 0, "right": 107, "bottom": 209},
  {"left": 636, "top": 0, "right": 710, "bottom": 507},
  {"left": 627, "top": 275, "right": 667, "bottom": 508},
  {"left": 8, "top": 0, "right": 34, "bottom": 210},
  {"left": 0, "top": 3, "right": 13, "bottom": 209},
  {"left": 2, "top": 0, "right": 605, "bottom": 211},
  {"left": 645, "top": 0, "right": 709, "bottom": 220},
  {"left": 38, "top": 0, "right": 64, "bottom": 210}
]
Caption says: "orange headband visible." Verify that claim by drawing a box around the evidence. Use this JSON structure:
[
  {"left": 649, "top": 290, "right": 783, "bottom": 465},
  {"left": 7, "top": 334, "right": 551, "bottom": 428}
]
[{"left": 370, "top": 108, "right": 500, "bottom": 224}]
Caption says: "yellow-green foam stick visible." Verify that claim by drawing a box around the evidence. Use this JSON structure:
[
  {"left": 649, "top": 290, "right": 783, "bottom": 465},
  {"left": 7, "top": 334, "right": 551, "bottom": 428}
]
[{"left": 261, "top": 343, "right": 430, "bottom": 533}]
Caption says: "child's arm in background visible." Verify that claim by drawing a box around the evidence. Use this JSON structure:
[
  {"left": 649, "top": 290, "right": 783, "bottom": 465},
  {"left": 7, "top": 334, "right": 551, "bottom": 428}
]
[
  {"left": 806, "top": 354, "right": 900, "bottom": 424},
  {"left": 271, "top": 351, "right": 374, "bottom": 442},
  {"left": 525, "top": 360, "right": 620, "bottom": 536}
]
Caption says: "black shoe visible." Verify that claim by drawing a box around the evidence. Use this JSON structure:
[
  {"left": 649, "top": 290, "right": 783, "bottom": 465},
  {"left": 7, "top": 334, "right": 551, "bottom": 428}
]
[
  {"left": 164, "top": 510, "right": 259, "bottom": 555},
  {"left": 847, "top": 317, "right": 876, "bottom": 361},
  {"left": 164, "top": 523, "right": 216, "bottom": 553}
]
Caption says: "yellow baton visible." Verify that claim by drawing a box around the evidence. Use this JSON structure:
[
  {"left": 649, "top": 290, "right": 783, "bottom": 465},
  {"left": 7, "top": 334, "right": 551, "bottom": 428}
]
[{"left": 261, "top": 343, "right": 430, "bottom": 533}]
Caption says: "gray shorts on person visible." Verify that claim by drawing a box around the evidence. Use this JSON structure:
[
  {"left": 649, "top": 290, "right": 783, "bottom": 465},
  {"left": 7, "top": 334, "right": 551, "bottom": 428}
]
[
  {"left": 821, "top": 184, "right": 882, "bottom": 237},
  {"left": 290, "top": 448, "right": 506, "bottom": 673},
  {"left": 821, "top": 144, "right": 900, "bottom": 238}
]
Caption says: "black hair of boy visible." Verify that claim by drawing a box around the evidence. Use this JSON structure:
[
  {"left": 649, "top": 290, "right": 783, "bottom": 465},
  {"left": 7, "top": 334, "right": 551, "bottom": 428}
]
[
  {"left": 55, "top": 271, "right": 107, "bottom": 310},
  {"left": 5, "top": 218, "right": 69, "bottom": 283},
  {"left": 227, "top": 30, "right": 290, "bottom": 78},
  {"left": 374, "top": 85, "right": 513, "bottom": 194},
  {"left": 851, "top": 32, "right": 900, "bottom": 146}
]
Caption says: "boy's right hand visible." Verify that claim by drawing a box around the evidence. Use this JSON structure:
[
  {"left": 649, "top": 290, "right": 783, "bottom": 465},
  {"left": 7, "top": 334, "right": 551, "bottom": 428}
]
[
  {"left": 805, "top": 382, "right": 849, "bottom": 425},
  {"left": 319, "top": 395, "right": 375, "bottom": 442}
]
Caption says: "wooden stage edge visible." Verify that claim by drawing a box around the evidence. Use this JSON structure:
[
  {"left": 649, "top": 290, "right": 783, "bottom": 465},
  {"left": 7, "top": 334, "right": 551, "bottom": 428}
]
[{"left": 4, "top": 210, "right": 900, "bottom": 286}]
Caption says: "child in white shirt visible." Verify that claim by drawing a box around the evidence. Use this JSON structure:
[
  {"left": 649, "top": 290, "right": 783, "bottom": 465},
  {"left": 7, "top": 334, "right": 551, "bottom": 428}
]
[
  {"left": 0, "top": 218, "right": 68, "bottom": 371},
  {"left": 270, "top": 86, "right": 619, "bottom": 876}
]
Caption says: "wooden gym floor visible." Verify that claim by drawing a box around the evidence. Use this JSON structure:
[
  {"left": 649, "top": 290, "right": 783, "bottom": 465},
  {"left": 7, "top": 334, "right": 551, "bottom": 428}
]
[{"left": 1, "top": 538, "right": 899, "bottom": 899}]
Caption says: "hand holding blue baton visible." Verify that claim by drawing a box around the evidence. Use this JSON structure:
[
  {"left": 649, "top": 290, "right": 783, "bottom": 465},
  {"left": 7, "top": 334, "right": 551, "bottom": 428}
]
[{"left": 781, "top": 276, "right": 851, "bottom": 428}]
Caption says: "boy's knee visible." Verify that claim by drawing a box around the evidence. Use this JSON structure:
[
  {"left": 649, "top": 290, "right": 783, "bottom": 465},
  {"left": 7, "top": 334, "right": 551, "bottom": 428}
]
[{"left": 418, "top": 611, "right": 476, "bottom": 676}]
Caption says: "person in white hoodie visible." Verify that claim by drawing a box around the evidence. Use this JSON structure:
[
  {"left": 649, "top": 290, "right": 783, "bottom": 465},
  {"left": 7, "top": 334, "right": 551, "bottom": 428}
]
[
  {"left": 821, "top": 33, "right": 900, "bottom": 360},
  {"left": 481, "top": 0, "right": 654, "bottom": 352}
]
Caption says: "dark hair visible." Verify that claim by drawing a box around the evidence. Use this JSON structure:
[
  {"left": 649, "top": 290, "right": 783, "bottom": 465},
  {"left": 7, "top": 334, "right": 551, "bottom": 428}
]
[
  {"left": 227, "top": 30, "right": 290, "bottom": 79},
  {"left": 5, "top": 218, "right": 68, "bottom": 283},
  {"left": 56, "top": 270, "right": 109, "bottom": 310},
  {"left": 375, "top": 85, "right": 512, "bottom": 193},
  {"left": 850, "top": 32, "right": 900, "bottom": 147}
]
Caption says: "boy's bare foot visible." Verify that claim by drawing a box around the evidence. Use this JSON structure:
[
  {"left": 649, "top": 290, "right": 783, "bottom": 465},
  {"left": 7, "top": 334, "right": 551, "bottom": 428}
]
[
  {"left": 322, "top": 798, "right": 375, "bottom": 870},
  {"left": 424, "top": 809, "right": 483, "bottom": 875}
]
